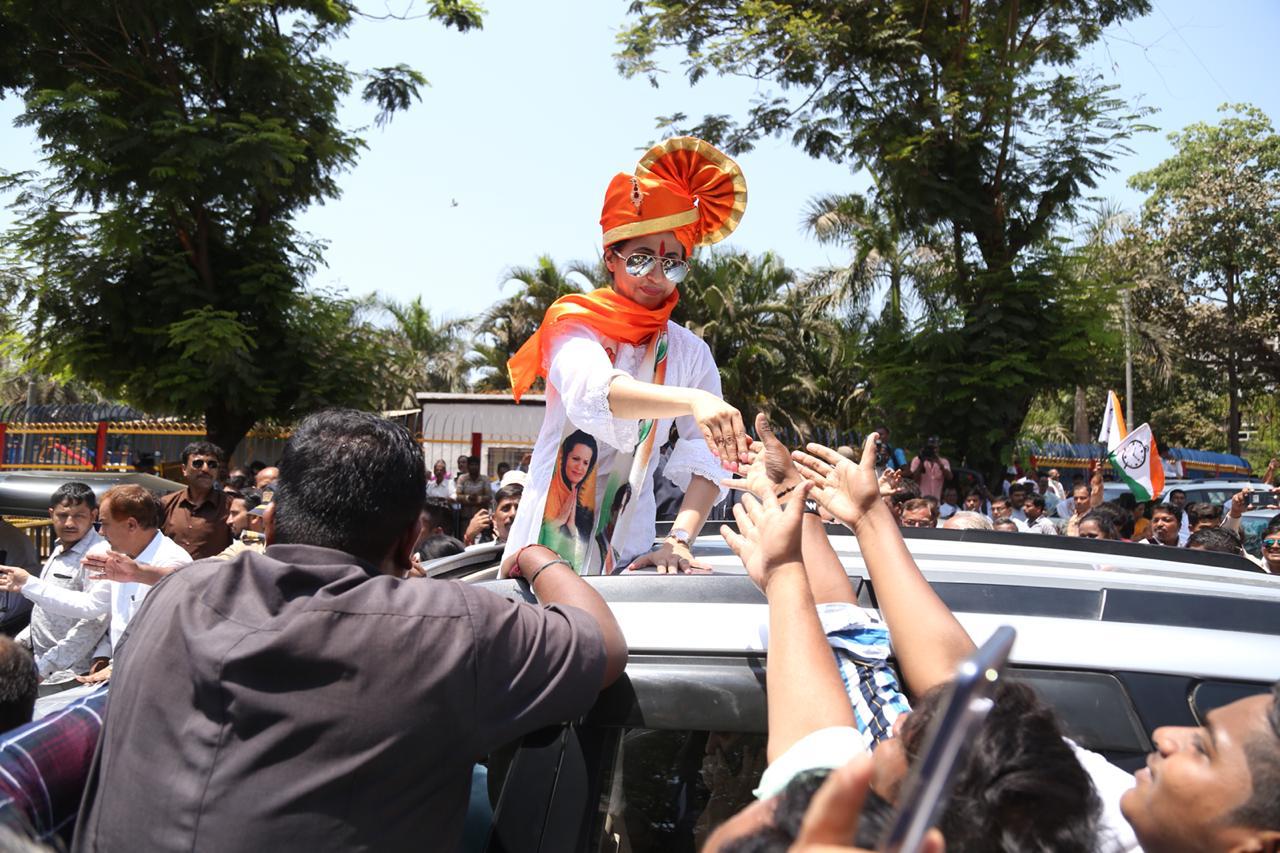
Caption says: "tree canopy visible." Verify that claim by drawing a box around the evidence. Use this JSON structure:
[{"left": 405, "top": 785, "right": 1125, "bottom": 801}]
[
  {"left": 617, "top": 0, "right": 1152, "bottom": 475},
  {"left": 0, "top": 0, "right": 481, "bottom": 453}
]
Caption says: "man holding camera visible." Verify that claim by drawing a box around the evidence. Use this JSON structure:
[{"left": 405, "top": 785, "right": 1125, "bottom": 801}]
[{"left": 909, "top": 436, "right": 951, "bottom": 501}]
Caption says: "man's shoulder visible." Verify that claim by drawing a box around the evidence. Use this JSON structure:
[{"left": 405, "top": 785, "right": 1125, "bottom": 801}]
[
  {"left": 159, "top": 488, "right": 184, "bottom": 508},
  {"left": 153, "top": 533, "right": 195, "bottom": 567}
]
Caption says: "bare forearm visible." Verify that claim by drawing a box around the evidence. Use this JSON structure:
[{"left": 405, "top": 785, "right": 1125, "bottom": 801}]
[
  {"left": 531, "top": 565, "right": 628, "bottom": 687},
  {"left": 798, "top": 513, "right": 857, "bottom": 605},
  {"left": 764, "top": 564, "right": 856, "bottom": 762},
  {"left": 852, "top": 503, "right": 975, "bottom": 697},
  {"left": 673, "top": 476, "right": 719, "bottom": 539},
  {"left": 607, "top": 375, "right": 700, "bottom": 420}
]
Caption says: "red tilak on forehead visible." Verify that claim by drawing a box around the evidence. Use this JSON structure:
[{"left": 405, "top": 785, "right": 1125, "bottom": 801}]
[{"left": 659, "top": 239, "right": 666, "bottom": 256}]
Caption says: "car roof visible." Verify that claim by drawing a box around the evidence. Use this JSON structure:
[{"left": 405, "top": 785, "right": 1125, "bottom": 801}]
[
  {"left": 472, "top": 528, "right": 1280, "bottom": 683},
  {"left": 0, "top": 470, "right": 184, "bottom": 515}
]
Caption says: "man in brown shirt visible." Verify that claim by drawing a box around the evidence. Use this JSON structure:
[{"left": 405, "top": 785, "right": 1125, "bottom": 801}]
[
  {"left": 159, "top": 441, "right": 232, "bottom": 559},
  {"left": 75, "top": 409, "right": 627, "bottom": 853}
]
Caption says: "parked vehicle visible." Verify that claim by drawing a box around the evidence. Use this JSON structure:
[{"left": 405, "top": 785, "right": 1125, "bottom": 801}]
[{"left": 451, "top": 527, "right": 1279, "bottom": 852}]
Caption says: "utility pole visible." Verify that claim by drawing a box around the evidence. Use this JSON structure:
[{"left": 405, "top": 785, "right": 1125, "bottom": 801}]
[{"left": 1122, "top": 288, "right": 1134, "bottom": 429}]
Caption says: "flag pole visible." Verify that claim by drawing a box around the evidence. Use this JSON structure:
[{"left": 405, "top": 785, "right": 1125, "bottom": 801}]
[{"left": 1122, "top": 288, "right": 1134, "bottom": 428}]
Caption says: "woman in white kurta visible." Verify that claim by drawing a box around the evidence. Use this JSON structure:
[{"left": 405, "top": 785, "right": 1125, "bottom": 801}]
[{"left": 502, "top": 137, "right": 751, "bottom": 575}]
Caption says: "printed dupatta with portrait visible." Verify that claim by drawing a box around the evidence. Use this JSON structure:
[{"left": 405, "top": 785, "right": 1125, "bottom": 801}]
[{"left": 538, "top": 330, "right": 668, "bottom": 575}]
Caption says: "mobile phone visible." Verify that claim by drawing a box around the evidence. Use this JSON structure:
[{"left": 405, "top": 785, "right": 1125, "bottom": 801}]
[{"left": 878, "top": 625, "right": 1017, "bottom": 853}]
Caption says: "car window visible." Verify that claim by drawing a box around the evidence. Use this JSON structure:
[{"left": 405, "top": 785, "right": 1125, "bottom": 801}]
[{"left": 590, "top": 728, "right": 767, "bottom": 853}]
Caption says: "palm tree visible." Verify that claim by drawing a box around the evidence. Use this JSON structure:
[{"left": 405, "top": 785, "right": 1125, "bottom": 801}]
[
  {"left": 378, "top": 296, "right": 471, "bottom": 404},
  {"left": 468, "top": 255, "right": 603, "bottom": 392},
  {"left": 801, "top": 191, "right": 951, "bottom": 330}
]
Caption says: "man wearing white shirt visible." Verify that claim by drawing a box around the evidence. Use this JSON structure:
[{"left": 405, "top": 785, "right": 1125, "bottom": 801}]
[
  {"left": 0, "top": 484, "right": 191, "bottom": 685},
  {"left": 13, "top": 483, "right": 108, "bottom": 694},
  {"left": 1044, "top": 468, "right": 1067, "bottom": 500}
]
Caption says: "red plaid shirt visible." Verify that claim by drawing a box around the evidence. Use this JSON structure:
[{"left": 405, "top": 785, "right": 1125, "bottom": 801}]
[{"left": 0, "top": 687, "right": 107, "bottom": 843}]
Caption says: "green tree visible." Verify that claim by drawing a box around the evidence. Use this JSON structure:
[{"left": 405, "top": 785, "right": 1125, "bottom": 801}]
[
  {"left": 376, "top": 296, "right": 471, "bottom": 406},
  {"left": 1129, "top": 104, "right": 1280, "bottom": 456},
  {"left": 469, "top": 255, "right": 600, "bottom": 392},
  {"left": 676, "top": 249, "right": 867, "bottom": 437},
  {"left": 617, "top": 0, "right": 1150, "bottom": 476},
  {"left": 0, "top": 0, "right": 482, "bottom": 453}
]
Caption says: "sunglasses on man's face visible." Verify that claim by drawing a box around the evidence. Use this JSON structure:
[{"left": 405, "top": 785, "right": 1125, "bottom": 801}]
[
  {"left": 1263, "top": 538, "right": 1280, "bottom": 549},
  {"left": 189, "top": 459, "right": 219, "bottom": 469},
  {"left": 613, "top": 250, "right": 690, "bottom": 284}
]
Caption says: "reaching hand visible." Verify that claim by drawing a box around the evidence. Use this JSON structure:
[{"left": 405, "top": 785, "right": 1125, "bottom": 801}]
[
  {"left": 791, "top": 434, "right": 883, "bottom": 532},
  {"left": 877, "top": 466, "right": 903, "bottom": 497},
  {"left": 719, "top": 478, "right": 810, "bottom": 591},
  {"left": 789, "top": 755, "right": 945, "bottom": 853},
  {"left": 690, "top": 391, "right": 750, "bottom": 474},
  {"left": 1229, "top": 487, "right": 1251, "bottom": 519},
  {"left": 76, "top": 664, "right": 112, "bottom": 685},
  {"left": 83, "top": 551, "right": 145, "bottom": 584},
  {"left": 0, "top": 566, "right": 30, "bottom": 593}
]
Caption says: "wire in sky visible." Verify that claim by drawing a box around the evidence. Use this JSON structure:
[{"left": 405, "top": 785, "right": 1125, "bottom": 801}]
[{"left": 1152, "top": 0, "right": 1232, "bottom": 101}]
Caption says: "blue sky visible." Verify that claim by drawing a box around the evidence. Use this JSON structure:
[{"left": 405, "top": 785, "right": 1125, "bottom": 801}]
[{"left": 1, "top": 0, "right": 1277, "bottom": 323}]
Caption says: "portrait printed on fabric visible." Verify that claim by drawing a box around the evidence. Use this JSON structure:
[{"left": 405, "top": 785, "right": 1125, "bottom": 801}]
[
  {"left": 540, "top": 430, "right": 599, "bottom": 569},
  {"left": 594, "top": 480, "right": 633, "bottom": 575}
]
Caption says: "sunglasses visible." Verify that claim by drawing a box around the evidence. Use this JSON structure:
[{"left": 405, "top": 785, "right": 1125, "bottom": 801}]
[
  {"left": 189, "top": 459, "right": 220, "bottom": 469},
  {"left": 613, "top": 250, "right": 690, "bottom": 284},
  {"left": 1264, "top": 538, "right": 1280, "bottom": 548}
]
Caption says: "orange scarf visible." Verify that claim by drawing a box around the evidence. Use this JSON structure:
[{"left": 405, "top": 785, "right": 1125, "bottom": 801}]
[{"left": 507, "top": 288, "right": 678, "bottom": 402}]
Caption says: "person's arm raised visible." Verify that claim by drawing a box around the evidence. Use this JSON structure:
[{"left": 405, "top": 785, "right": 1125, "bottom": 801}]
[
  {"left": 607, "top": 375, "right": 749, "bottom": 472},
  {"left": 792, "top": 434, "right": 976, "bottom": 698},
  {"left": 515, "top": 545, "right": 628, "bottom": 688},
  {"left": 720, "top": 478, "right": 855, "bottom": 763}
]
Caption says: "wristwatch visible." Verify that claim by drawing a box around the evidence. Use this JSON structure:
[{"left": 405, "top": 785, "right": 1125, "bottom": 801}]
[{"left": 665, "top": 528, "right": 693, "bottom": 548}]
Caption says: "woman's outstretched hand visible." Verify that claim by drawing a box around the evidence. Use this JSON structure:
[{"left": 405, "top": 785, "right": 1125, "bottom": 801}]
[
  {"left": 791, "top": 434, "right": 883, "bottom": 532},
  {"left": 690, "top": 391, "right": 751, "bottom": 473}
]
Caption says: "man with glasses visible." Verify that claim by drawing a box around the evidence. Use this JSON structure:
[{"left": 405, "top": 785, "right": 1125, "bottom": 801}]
[
  {"left": 160, "top": 441, "right": 233, "bottom": 559},
  {"left": 1262, "top": 517, "right": 1280, "bottom": 575}
]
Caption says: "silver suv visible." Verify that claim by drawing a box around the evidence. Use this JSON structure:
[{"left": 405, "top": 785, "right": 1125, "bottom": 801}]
[{"left": 444, "top": 528, "right": 1279, "bottom": 852}]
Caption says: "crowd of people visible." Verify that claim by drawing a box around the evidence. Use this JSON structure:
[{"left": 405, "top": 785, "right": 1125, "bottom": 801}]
[
  {"left": 863, "top": 431, "right": 1279, "bottom": 573},
  {"left": 0, "top": 410, "right": 1270, "bottom": 851}
]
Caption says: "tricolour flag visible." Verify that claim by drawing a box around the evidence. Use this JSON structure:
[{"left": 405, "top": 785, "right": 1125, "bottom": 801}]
[
  {"left": 1098, "top": 390, "right": 1128, "bottom": 454},
  {"left": 1107, "top": 423, "right": 1165, "bottom": 502}
]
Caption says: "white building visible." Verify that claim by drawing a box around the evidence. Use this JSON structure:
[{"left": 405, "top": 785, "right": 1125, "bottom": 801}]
[{"left": 415, "top": 392, "right": 547, "bottom": 477}]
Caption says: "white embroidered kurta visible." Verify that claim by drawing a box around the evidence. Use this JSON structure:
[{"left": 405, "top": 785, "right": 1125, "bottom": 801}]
[{"left": 503, "top": 319, "right": 729, "bottom": 569}]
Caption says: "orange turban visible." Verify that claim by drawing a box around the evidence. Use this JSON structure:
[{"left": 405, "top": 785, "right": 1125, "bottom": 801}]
[{"left": 600, "top": 137, "right": 748, "bottom": 255}]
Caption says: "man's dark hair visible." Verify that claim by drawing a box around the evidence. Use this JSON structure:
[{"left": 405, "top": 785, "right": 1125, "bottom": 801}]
[
  {"left": 1185, "top": 502, "right": 1223, "bottom": 527},
  {"left": 494, "top": 483, "right": 523, "bottom": 506},
  {"left": 49, "top": 482, "right": 96, "bottom": 510},
  {"left": 1026, "top": 495, "right": 1046, "bottom": 511},
  {"left": 1230, "top": 682, "right": 1280, "bottom": 830},
  {"left": 466, "top": 455, "right": 479, "bottom": 465},
  {"left": 418, "top": 534, "right": 465, "bottom": 562},
  {"left": 991, "top": 495, "right": 1011, "bottom": 510},
  {"left": 1079, "top": 509, "right": 1120, "bottom": 540},
  {"left": 421, "top": 503, "right": 449, "bottom": 534},
  {"left": 1265, "top": 514, "right": 1280, "bottom": 537},
  {"left": 273, "top": 409, "right": 426, "bottom": 563},
  {"left": 1186, "top": 526, "right": 1243, "bottom": 555},
  {"left": 1008, "top": 482, "right": 1028, "bottom": 498},
  {"left": 722, "top": 769, "right": 895, "bottom": 853},
  {"left": 180, "top": 441, "right": 224, "bottom": 465},
  {"left": 1169, "top": 488, "right": 1186, "bottom": 500},
  {"left": 724, "top": 681, "right": 1102, "bottom": 853},
  {"left": 1151, "top": 502, "right": 1183, "bottom": 523},
  {"left": 890, "top": 479, "right": 921, "bottom": 504},
  {"left": 225, "top": 468, "right": 252, "bottom": 491},
  {"left": 234, "top": 488, "right": 264, "bottom": 513},
  {"left": 0, "top": 637, "right": 38, "bottom": 734},
  {"left": 1093, "top": 501, "right": 1134, "bottom": 539}
]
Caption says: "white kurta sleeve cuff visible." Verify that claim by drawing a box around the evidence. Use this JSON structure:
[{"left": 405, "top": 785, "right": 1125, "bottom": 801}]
[{"left": 663, "top": 437, "right": 728, "bottom": 503}]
